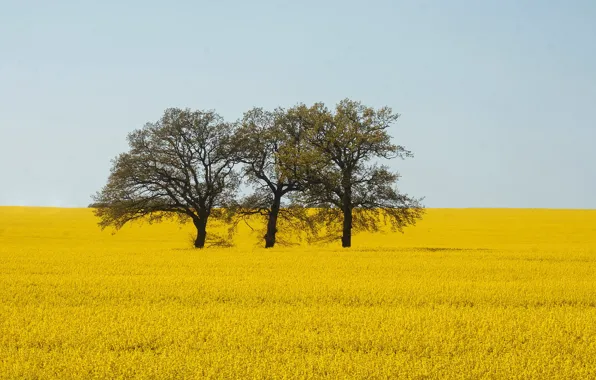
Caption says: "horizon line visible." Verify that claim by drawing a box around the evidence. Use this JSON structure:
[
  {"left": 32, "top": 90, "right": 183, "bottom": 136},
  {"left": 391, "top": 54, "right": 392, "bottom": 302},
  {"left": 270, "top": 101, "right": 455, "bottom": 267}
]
[{"left": 1, "top": 205, "right": 595, "bottom": 211}]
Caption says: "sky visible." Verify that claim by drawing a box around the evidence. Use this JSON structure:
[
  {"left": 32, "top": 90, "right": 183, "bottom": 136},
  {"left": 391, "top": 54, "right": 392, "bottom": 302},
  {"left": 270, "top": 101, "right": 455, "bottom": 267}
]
[{"left": 0, "top": 0, "right": 594, "bottom": 209}]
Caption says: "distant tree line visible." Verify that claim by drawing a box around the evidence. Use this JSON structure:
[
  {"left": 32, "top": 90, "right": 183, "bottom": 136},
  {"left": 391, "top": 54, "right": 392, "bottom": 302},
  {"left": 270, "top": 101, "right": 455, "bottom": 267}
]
[{"left": 90, "top": 99, "right": 424, "bottom": 249}]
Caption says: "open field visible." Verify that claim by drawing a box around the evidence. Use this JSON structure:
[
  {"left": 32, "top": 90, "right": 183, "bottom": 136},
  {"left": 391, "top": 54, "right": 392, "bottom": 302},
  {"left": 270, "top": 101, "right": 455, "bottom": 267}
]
[{"left": 1, "top": 207, "right": 596, "bottom": 379}]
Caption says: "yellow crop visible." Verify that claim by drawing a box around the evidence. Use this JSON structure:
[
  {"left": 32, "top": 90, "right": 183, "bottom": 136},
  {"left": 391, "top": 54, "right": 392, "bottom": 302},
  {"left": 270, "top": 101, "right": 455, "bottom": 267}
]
[{"left": 1, "top": 207, "right": 595, "bottom": 379}]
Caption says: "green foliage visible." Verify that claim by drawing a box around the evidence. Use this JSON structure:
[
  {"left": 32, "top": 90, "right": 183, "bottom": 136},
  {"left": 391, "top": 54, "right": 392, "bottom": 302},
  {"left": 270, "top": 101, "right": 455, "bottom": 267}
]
[
  {"left": 92, "top": 100, "right": 424, "bottom": 248},
  {"left": 91, "top": 108, "right": 240, "bottom": 248},
  {"left": 285, "top": 99, "right": 425, "bottom": 246},
  {"left": 232, "top": 107, "right": 309, "bottom": 247}
]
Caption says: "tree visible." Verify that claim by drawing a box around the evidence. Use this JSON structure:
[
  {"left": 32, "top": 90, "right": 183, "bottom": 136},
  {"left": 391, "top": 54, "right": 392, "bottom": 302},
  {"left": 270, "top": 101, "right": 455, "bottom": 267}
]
[
  {"left": 290, "top": 99, "right": 424, "bottom": 248},
  {"left": 91, "top": 108, "right": 239, "bottom": 248},
  {"left": 233, "top": 107, "right": 309, "bottom": 248}
]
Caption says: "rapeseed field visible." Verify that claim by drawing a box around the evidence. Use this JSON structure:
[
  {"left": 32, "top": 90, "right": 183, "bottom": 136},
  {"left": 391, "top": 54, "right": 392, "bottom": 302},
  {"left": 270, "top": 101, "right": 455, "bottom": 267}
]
[{"left": 1, "top": 207, "right": 595, "bottom": 379}]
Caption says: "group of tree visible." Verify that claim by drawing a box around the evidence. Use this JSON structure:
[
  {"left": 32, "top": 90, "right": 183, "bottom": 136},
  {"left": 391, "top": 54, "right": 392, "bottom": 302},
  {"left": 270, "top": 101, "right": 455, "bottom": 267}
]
[{"left": 91, "top": 99, "right": 424, "bottom": 249}]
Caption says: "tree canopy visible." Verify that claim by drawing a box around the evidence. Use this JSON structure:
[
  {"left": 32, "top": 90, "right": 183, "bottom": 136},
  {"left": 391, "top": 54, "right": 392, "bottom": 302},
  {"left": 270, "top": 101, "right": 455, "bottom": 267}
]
[
  {"left": 287, "top": 99, "right": 424, "bottom": 247},
  {"left": 91, "top": 108, "right": 239, "bottom": 248},
  {"left": 232, "top": 107, "right": 310, "bottom": 248},
  {"left": 92, "top": 100, "right": 424, "bottom": 248}
]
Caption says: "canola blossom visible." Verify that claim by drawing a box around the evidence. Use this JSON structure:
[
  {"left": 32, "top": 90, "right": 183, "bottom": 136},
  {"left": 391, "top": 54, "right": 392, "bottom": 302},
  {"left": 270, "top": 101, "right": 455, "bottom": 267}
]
[{"left": 1, "top": 207, "right": 595, "bottom": 379}]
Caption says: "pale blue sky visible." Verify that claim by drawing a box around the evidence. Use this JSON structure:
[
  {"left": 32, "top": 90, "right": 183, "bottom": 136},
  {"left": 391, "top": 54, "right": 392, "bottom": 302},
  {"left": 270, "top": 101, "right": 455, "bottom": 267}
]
[{"left": 1, "top": 0, "right": 594, "bottom": 208}]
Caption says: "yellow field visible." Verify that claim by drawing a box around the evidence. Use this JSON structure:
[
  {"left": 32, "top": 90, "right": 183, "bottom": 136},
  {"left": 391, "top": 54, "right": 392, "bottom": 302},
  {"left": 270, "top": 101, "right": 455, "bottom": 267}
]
[{"left": 1, "top": 207, "right": 595, "bottom": 379}]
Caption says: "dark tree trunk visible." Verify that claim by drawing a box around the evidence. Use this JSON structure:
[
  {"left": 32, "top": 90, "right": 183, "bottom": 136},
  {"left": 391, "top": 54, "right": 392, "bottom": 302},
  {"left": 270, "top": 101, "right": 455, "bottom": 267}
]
[
  {"left": 341, "top": 205, "right": 352, "bottom": 248},
  {"left": 264, "top": 195, "right": 281, "bottom": 248},
  {"left": 193, "top": 217, "right": 208, "bottom": 248},
  {"left": 341, "top": 176, "right": 353, "bottom": 248}
]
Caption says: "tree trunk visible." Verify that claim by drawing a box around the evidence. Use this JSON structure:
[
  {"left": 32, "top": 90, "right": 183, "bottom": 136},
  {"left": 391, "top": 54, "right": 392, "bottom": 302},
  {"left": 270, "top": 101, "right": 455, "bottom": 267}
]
[
  {"left": 341, "top": 175, "right": 353, "bottom": 248},
  {"left": 193, "top": 217, "right": 208, "bottom": 248},
  {"left": 341, "top": 205, "right": 352, "bottom": 248},
  {"left": 264, "top": 195, "right": 281, "bottom": 248}
]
